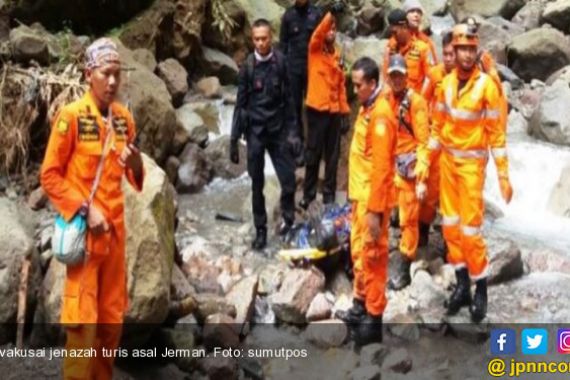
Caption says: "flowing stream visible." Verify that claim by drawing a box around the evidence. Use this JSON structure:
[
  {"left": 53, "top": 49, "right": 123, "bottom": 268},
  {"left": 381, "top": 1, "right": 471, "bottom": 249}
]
[{"left": 485, "top": 130, "right": 570, "bottom": 251}]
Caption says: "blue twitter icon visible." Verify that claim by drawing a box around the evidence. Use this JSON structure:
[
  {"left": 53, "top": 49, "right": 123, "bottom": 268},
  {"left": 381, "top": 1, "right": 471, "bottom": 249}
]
[{"left": 522, "top": 329, "right": 548, "bottom": 355}]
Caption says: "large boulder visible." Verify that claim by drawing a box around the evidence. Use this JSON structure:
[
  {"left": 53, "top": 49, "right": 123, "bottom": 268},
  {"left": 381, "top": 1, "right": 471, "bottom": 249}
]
[
  {"left": 356, "top": 5, "right": 388, "bottom": 36},
  {"left": 548, "top": 163, "right": 570, "bottom": 217},
  {"left": 175, "top": 105, "right": 209, "bottom": 148},
  {"left": 9, "top": 24, "right": 50, "bottom": 65},
  {"left": 477, "top": 17, "right": 523, "bottom": 65},
  {"left": 185, "top": 101, "right": 224, "bottom": 134},
  {"left": 132, "top": 48, "right": 157, "bottom": 72},
  {"left": 201, "top": 2, "right": 251, "bottom": 65},
  {"left": 119, "top": 0, "right": 206, "bottom": 63},
  {"left": 205, "top": 136, "right": 247, "bottom": 180},
  {"left": 342, "top": 35, "right": 388, "bottom": 72},
  {"left": 512, "top": 1, "right": 544, "bottom": 31},
  {"left": 117, "top": 41, "right": 177, "bottom": 165},
  {"left": 450, "top": 0, "right": 526, "bottom": 21},
  {"left": 196, "top": 76, "right": 222, "bottom": 99},
  {"left": 156, "top": 58, "right": 189, "bottom": 107},
  {"left": 234, "top": 0, "right": 285, "bottom": 34},
  {"left": 546, "top": 64, "right": 570, "bottom": 86},
  {"left": 225, "top": 275, "right": 258, "bottom": 336},
  {"left": 124, "top": 154, "right": 176, "bottom": 325},
  {"left": 31, "top": 258, "right": 66, "bottom": 346},
  {"left": 507, "top": 28, "right": 570, "bottom": 82},
  {"left": 541, "top": 0, "right": 570, "bottom": 34},
  {"left": 270, "top": 267, "right": 326, "bottom": 324},
  {"left": 176, "top": 143, "right": 213, "bottom": 193},
  {"left": 487, "top": 238, "right": 524, "bottom": 285},
  {"left": 0, "top": 12, "right": 9, "bottom": 42},
  {"left": 201, "top": 47, "right": 240, "bottom": 85},
  {"left": 304, "top": 320, "right": 348, "bottom": 348},
  {"left": 409, "top": 270, "right": 446, "bottom": 309},
  {"left": 529, "top": 80, "right": 570, "bottom": 146},
  {"left": 0, "top": 198, "right": 41, "bottom": 344}
]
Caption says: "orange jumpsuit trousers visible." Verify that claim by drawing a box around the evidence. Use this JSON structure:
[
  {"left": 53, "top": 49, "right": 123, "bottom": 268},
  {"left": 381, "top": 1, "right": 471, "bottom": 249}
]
[{"left": 41, "top": 91, "right": 143, "bottom": 380}]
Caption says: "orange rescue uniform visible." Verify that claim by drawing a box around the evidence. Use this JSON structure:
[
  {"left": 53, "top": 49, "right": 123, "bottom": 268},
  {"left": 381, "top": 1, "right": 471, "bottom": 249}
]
[
  {"left": 41, "top": 91, "right": 144, "bottom": 380},
  {"left": 384, "top": 87, "right": 429, "bottom": 260},
  {"left": 413, "top": 29, "right": 438, "bottom": 65},
  {"left": 356, "top": 94, "right": 397, "bottom": 316},
  {"left": 383, "top": 37, "right": 432, "bottom": 93},
  {"left": 348, "top": 88, "right": 381, "bottom": 303},
  {"left": 305, "top": 12, "right": 350, "bottom": 114},
  {"left": 426, "top": 67, "right": 507, "bottom": 280},
  {"left": 419, "top": 63, "right": 450, "bottom": 224},
  {"left": 477, "top": 50, "right": 508, "bottom": 132}
]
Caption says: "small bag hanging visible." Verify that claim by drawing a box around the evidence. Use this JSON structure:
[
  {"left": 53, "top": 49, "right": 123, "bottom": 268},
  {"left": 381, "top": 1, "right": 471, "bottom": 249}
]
[{"left": 52, "top": 110, "right": 114, "bottom": 265}]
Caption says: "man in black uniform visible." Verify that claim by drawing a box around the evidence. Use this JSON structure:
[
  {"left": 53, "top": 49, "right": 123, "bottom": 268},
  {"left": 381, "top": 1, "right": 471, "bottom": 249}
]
[
  {"left": 279, "top": 0, "right": 323, "bottom": 143},
  {"left": 230, "top": 19, "right": 302, "bottom": 250}
]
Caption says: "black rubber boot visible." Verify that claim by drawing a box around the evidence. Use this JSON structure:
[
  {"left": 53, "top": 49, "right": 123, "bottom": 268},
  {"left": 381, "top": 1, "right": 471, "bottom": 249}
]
[
  {"left": 335, "top": 298, "right": 366, "bottom": 324},
  {"left": 445, "top": 268, "right": 472, "bottom": 315},
  {"left": 470, "top": 278, "right": 487, "bottom": 323},
  {"left": 419, "top": 222, "right": 430, "bottom": 247},
  {"left": 355, "top": 313, "right": 383, "bottom": 346},
  {"left": 251, "top": 227, "right": 267, "bottom": 250},
  {"left": 388, "top": 254, "right": 412, "bottom": 290}
]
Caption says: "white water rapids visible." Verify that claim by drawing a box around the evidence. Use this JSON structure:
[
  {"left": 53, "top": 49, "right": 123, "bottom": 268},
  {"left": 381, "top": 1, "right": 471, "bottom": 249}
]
[{"left": 485, "top": 130, "right": 570, "bottom": 251}]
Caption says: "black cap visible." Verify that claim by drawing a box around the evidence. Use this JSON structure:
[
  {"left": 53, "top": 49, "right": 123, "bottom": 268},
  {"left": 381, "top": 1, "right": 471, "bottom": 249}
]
[
  {"left": 387, "top": 54, "right": 407, "bottom": 74},
  {"left": 388, "top": 9, "right": 407, "bottom": 26}
]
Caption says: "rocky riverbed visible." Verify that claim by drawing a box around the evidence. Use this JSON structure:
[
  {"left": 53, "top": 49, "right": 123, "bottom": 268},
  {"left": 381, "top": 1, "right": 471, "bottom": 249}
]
[{"left": 1, "top": 0, "right": 570, "bottom": 379}]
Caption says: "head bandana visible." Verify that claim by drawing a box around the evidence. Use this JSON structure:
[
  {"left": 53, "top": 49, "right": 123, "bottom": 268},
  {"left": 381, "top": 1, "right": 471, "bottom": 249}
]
[{"left": 85, "top": 38, "right": 120, "bottom": 69}]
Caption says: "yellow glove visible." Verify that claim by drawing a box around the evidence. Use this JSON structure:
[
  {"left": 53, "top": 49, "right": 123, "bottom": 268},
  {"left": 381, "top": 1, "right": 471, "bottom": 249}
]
[
  {"left": 416, "top": 182, "right": 427, "bottom": 202},
  {"left": 414, "top": 159, "right": 429, "bottom": 183},
  {"left": 498, "top": 175, "right": 513, "bottom": 204},
  {"left": 494, "top": 155, "right": 512, "bottom": 203}
]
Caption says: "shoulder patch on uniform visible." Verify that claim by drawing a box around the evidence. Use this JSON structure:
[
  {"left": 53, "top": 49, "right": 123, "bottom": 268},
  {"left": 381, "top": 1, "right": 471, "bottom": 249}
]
[{"left": 56, "top": 119, "right": 69, "bottom": 134}]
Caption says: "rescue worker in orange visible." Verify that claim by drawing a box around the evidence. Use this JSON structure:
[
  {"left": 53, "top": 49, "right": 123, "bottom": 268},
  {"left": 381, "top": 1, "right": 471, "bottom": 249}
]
[
  {"left": 300, "top": 6, "right": 351, "bottom": 208},
  {"left": 422, "top": 31, "right": 456, "bottom": 111},
  {"left": 383, "top": 8, "right": 432, "bottom": 94},
  {"left": 336, "top": 56, "right": 384, "bottom": 326},
  {"left": 41, "top": 38, "right": 144, "bottom": 379},
  {"left": 415, "top": 24, "right": 513, "bottom": 322},
  {"left": 403, "top": 0, "right": 439, "bottom": 65},
  {"left": 382, "top": 54, "right": 430, "bottom": 290},
  {"left": 462, "top": 16, "right": 508, "bottom": 133},
  {"left": 418, "top": 31, "right": 455, "bottom": 247},
  {"left": 341, "top": 57, "right": 397, "bottom": 345}
]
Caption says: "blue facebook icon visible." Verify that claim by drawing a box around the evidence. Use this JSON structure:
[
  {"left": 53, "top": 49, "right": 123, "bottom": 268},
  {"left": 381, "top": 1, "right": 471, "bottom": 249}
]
[{"left": 491, "top": 329, "right": 516, "bottom": 355}]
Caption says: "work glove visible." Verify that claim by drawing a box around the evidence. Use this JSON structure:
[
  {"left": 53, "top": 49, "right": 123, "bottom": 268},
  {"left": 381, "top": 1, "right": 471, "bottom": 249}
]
[
  {"left": 229, "top": 138, "right": 239, "bottom": 164},
  {"left": 415, "top": 182, "right": 427, "bottom": 202},
  {"left": 494, "top": 156, "right": 512, "bottom": 203},
  {"left": 340, "top": 116, "right": 350, "bottom": 135},
  {"left": 330, "top": 1, "right": 345, "bottom": 14},
  {"left": 498, "top": 175, "right": 513, "bottom": 204},
  {"left": 414, "top": 158, "right": 429, "bottom": 183}
]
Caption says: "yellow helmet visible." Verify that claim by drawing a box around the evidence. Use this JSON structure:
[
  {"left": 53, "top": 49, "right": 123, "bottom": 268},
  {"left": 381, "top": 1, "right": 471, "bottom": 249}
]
[{"left": 452, "top": 23, "right": 479, "bottom": 47}]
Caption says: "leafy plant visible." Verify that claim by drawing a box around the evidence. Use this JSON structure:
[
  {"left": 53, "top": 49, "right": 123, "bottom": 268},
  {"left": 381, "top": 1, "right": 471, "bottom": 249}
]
[{"left": 211, "top": 0, "right": 237, "bottom": 40}]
